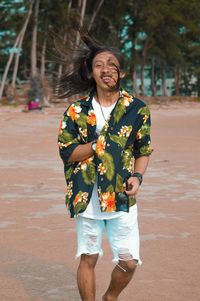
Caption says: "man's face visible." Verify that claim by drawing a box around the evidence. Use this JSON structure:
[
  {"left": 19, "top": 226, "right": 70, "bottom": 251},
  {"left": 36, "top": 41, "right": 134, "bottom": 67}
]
[{"left": 92, "top": 51, "right": 124, "bottom": 91}]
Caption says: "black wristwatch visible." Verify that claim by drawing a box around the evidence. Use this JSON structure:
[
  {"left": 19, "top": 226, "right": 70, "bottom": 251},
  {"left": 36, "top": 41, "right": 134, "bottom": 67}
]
[{"left": 132, "top": 172, "right": 143, "bottom": 185}]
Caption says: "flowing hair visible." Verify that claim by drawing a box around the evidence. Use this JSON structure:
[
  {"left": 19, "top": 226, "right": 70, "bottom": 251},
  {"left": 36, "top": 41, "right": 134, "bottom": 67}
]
[{"left": 54, "top": 28, "right": 125, "bottom": 98}]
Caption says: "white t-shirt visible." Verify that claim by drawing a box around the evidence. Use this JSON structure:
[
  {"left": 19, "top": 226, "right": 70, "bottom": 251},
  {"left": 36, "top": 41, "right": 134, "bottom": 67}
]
[{"left": 80, "top": 97, "right": 127, "bottom": 220}]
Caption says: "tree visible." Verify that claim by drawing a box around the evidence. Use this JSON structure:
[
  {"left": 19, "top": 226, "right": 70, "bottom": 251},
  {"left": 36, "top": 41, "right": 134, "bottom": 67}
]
[
  {"left": 31, "top": 0, "right": 40, "bottom": 77},
  {"left": 1, "top": 0, "right": 200, "bottom": 99},
  {"left": 0, "top": 0, "right": 33, "bottom": 99}
]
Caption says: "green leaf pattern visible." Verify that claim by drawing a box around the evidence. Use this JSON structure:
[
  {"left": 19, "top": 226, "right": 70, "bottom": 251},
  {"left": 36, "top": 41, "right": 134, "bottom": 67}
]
[
  {"left": 137, "top": 106, "right": 150, "bottom": 117},
  {"left": 140, "top": 144, "right": 153, "bottom": 155},
  {"left": 109, "top": 134, "right": 127, "bottom": 148},
  {"left": 115, "top": 174, "right": 124, "bottom": 192},
  {"left": 121, "top": 147, "right": 133, "bottom": 172},
  {"left": 101, "top": 152, "right": 115, "bottom": 181},
  {"left": 73, "top": 191, "right": 89, "bottom": 215},
  {"left": 82, "top": 161, "right": 96, "bottom": 185},
  {"left": 106, "top": 184, "right": 114, "bottom": 192},
  {"left": 113, "top": 101, "right": 126, "bottom": 124},
  {"left": 137, "top": 124, "right": 150, "bottom": 139}
]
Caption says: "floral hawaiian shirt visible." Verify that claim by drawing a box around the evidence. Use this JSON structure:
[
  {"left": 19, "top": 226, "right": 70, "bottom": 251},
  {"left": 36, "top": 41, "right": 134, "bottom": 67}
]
[{"left": 58, "top": 89, "right": 153, "bottom": 218}]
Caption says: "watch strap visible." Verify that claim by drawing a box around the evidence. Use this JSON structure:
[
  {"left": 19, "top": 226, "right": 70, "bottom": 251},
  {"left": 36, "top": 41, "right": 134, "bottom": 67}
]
[{"left": 132, "top": 172, "right": 143, "bottom": 185}]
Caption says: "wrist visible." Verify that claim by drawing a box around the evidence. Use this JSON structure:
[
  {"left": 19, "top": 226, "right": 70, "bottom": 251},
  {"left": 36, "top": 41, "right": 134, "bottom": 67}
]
[{"left": 131, "top": 172, "right": 143, "bottom": 185}]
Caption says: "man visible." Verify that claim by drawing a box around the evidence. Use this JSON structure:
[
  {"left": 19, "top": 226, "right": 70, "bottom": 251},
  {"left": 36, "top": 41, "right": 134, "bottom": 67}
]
[{"left": 58, "top": 30, "right": 153, "bottom": 301}]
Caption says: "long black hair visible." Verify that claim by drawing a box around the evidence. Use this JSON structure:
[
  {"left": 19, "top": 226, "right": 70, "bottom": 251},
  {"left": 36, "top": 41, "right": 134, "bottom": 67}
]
[{"left": 54, "top": 28, "right": 125, "bottom": 98}]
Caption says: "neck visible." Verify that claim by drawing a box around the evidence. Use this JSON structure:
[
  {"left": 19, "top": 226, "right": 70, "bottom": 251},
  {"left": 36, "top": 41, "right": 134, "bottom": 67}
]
[{"left": 95, "top": 88, "right": 120, "bottom": 107}]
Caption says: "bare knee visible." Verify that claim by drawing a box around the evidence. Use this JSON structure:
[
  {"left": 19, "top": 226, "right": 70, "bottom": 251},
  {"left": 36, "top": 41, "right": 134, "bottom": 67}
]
[
  {"left": 79, "top": 253, "right": 99, "bottom": 269},
  {"left": 118, "top": 259, "right": 137, "bottom": 273}
]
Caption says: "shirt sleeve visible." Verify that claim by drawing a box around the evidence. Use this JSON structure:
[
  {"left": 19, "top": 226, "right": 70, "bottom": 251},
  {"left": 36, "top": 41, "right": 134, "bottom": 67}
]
[
  {"left": 58, "top": 107, "right": 80, "bottom": 164},
  {"left": 133, "top": 105, "right": 153, "bottom": 159}
]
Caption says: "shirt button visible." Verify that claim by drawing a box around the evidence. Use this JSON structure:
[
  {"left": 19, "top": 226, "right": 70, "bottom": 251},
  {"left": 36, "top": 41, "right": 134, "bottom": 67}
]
[
  {"left": 110, "top": 127, "right": 114, "bottom": 130},
  {"left": 100, "top": 177, "right": 104, "bottom": 181},
  {"left": 107, "top": 143, "right": 110, "bottom": 147}
]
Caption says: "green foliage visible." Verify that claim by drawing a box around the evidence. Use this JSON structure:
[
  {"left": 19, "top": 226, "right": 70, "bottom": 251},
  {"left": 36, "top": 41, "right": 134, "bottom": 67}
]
[{"left": 1, "top": 0, "right": 200, "bottom": 96}]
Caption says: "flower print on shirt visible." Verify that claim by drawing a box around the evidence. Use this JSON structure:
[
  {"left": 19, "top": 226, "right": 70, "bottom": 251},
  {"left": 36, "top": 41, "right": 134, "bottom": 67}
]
[
  {"left": 87, "top": 109, "right": 96, "bottom": 126},
  {"left": 67, "top": 103, "right": 82, "bottom": 121},
  {"left": 100, "top": 191, "right": 116, "bottom": 212}
]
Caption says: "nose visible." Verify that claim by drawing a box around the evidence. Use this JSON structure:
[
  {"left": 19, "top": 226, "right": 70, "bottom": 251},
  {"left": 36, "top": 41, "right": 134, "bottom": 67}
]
[{"left": 101, "top": 64, "right": 109, "bottom": 72}]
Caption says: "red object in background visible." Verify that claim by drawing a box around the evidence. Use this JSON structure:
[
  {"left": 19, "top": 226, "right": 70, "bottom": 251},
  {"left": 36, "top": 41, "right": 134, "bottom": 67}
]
[{"left": 28, "top": 100, "right": 41, "bottom": 110}]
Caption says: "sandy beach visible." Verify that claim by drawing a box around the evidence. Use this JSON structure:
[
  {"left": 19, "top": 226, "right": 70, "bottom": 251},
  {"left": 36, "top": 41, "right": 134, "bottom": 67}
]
[{"left": 0, "top": 101, "right": 200, "bottom": 301}]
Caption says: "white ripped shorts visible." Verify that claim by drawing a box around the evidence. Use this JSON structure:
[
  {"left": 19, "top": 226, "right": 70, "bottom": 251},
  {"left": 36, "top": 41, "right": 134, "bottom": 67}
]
[{"left": 75, "top": 204, "right": 142, "bottom": 264}]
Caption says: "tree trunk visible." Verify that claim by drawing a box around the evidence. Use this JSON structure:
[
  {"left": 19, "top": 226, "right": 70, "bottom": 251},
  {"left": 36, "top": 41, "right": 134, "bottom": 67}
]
[
  {"left": 0, "top": 2, "right": 33, "bottom": 99},
  {"left": 162, "top": 68, "right": 168, "bottom": 96},
  {"left": 11, "top": 36, "right": 23, "bottom": 89},
  {"left": 88, "top": 0, "right": 104, "bottom": 31},
  {"left": 12, "top": 6, "right": 32, "bottom": 89},
  {"left": 151, "top": 56, "right": 156, "bottom": 96},
  {"left": 141, "top": 35, "right": 153, "bottom": 97},
  {"left": 131, "top": 40, "right": 138, "bottom": 95},
  {"left": 40, "top": 35, "right": 47, "bottom": 80},
  {"left": 58, "top": 1, "right": 72, "bottom": 76},
  {"left": 133, "top": 64, "right": 138, "bottom": 96},
  {"left": 174, "top": 66, "right": 180, "bottom": 96},
  {"left": 75, "top": 0, "right": 87, "bottom": 47},
  {"left": 58, "top": 32, "right": 68, "bottom": 78},
  {"left": 141, "top": 56, "right": 146, "bottom": 96},
  {"left": 31, "top": 0, "right": 40, "bottom": 78},
  {"left": 197, "top": 74, "right": 200, "bottom": 97},
  {"left": 67, "top": 0, "right": 72, "bottom": 13},
  {"left": 80, "top": 0, "right": 87, "bottom": 27}
]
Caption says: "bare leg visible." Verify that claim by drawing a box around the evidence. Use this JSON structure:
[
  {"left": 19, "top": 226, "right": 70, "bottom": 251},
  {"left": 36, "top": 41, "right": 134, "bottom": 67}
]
[
  {"left": 77, "top": 253, "right": 99, "bottom": 301},
  {"left": 102, "top": 259, "right": 137, "bottom": 301}
]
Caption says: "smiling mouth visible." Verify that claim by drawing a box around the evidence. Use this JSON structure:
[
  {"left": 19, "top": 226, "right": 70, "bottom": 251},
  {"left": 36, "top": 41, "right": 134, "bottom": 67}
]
[{"left": 101, "top": 75, "right": 113, "bottom": 84}]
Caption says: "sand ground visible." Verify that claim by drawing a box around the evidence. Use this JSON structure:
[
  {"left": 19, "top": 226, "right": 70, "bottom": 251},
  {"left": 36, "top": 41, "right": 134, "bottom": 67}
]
[{"left": 0, "top": 101, "right": 200, "bottom": 301}]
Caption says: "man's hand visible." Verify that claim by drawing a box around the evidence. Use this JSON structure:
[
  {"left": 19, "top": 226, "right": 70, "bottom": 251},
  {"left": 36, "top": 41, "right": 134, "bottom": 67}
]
[{"left": 125, "top": 176, "right": 140, "bottom": 196}]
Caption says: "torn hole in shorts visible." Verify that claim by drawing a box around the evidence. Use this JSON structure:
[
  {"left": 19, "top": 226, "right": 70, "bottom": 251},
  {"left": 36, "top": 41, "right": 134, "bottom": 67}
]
[{"left": 86, "top": 234, "right": 98, "bottom": 248}]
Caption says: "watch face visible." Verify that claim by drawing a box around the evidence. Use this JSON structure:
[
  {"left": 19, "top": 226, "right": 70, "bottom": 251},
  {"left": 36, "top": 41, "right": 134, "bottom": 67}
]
[{"left": 92, "top": 142, "right": 97, "bottom": 151}]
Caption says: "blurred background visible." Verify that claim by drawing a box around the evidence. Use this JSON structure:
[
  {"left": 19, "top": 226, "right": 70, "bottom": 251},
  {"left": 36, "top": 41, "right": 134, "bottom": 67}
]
[{"left": 0, "top": 0, "right": 200, "bottom": 107}]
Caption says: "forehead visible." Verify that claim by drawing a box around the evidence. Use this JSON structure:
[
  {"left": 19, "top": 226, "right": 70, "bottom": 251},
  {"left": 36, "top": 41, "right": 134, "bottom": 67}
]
[{"left": 93, "top": 51, "right": 119, "bottom": 64}]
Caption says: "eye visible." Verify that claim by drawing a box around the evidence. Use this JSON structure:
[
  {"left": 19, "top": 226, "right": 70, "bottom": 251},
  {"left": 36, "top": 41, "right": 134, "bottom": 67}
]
[
  {"left": 109, "top": 65, "right": 118, "bottom": 72},
  {"left": 108, "top": 62, "right": 119, "bottom": 70}
]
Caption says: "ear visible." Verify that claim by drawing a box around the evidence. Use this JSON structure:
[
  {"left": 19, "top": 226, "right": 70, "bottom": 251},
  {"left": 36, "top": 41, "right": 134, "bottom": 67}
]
[{"left": 120, "top": 71, "right": 125, "bottom": 79}]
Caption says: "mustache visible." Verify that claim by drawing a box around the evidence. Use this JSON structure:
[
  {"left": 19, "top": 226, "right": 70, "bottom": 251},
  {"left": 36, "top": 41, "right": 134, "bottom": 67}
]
[{"left": 100, "top": 73, "right": 113, "bottom": 78}]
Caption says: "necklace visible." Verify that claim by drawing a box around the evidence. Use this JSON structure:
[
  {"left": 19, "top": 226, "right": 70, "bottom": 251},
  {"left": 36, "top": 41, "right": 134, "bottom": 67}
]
[
  {"left": 98, "top": 102, "right": 107, "bottom": 122},
  {"left": 96, "top": 96, "right": 116, "bottom": 122}
]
